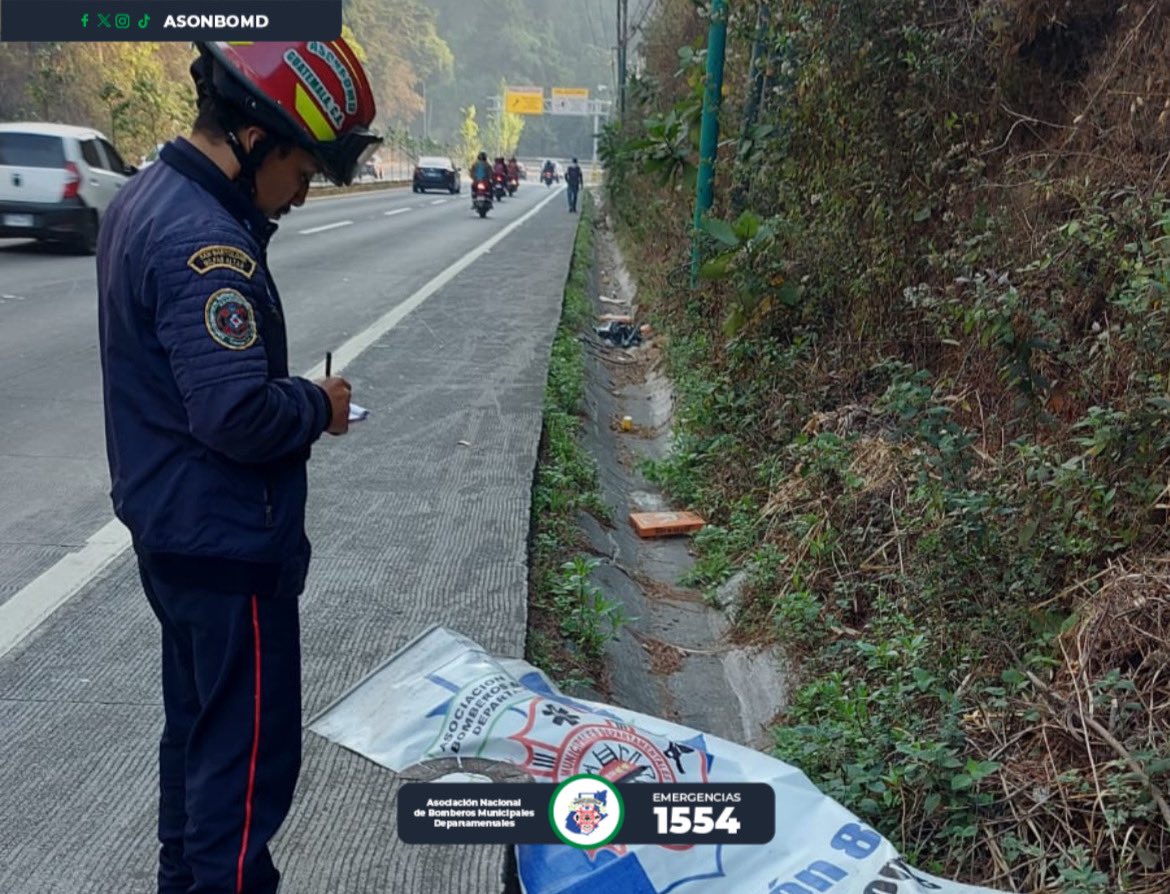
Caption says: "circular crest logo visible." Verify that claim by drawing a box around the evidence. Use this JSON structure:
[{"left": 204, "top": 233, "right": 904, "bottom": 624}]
[
  {"left": 549, "top": 773, "right": 624, "bottom": 849},
  {"left": 204, "top": 289, "right": 258, "bottom": 350}
]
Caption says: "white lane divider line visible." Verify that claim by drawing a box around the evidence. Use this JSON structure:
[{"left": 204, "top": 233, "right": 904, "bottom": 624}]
[
  {"left": 430, "top": 199, "right": 447, "bottom": 206},
  {"left": 0, "top": 184, "right": 566, "bottom": 661},
  {"left": 299, "top": 221, "right": 354, "bottom": 235},
  {"left": 306, "top": 186, "right": 563, "bottom": 379},
  {"left": 385, "top": 208, "right": 413, "bottom": 217}
]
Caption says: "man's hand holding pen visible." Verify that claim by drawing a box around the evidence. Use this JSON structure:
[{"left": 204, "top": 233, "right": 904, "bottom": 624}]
[{"left": 316, "top": 351, "right": 351, "bottom": 435}]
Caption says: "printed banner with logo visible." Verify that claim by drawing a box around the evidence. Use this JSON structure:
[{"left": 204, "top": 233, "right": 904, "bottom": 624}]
[{"left": 308, "top": 626, "right": 1004, "bottom": 894}]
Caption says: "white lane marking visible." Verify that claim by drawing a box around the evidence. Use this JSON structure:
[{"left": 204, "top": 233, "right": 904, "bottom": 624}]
[
  {"left": 0, "top": 519, "right": 132, "bottom": 658},
  {"left": 300, "top": 221, "right": 354, "bottom": 235},
  {"left": 305, "top": 187, "right": 563, "bottom": 379},
  {"left": 385, "top": 208, "right": 412, "bottom": 217},
  {"left": 0, "top": 184, "right": 566, "bottom": 661},
  {"left": 430, "top": 199, "right": 447, "bottom": 206}
]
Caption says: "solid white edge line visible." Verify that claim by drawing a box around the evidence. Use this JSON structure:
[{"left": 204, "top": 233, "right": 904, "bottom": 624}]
[
  {"left": 0, "top": 518, "right": 133, "bottom": 657},
  {"left": 305, "top": 186, "right": 565, "bottom": 380},
  {"left": 299, "top": 220, "right": 354, "bottom": 235},
  {"left": 0, "top": 184, "right": 566, "bottom": 661}
]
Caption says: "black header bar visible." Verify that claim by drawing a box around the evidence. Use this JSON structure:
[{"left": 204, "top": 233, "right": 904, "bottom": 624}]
[{"left": 0, "top": 1, "right": 341, "bottom": 41}]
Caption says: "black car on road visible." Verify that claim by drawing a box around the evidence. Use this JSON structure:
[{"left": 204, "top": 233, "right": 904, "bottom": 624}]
[{"left": 412, "top": 156, "right": 460, "bottom": 194}]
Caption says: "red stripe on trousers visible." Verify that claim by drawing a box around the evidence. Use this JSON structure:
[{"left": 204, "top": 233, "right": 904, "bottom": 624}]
[{"left": 236, "top": 596, "right": 262, "bottom": 894}]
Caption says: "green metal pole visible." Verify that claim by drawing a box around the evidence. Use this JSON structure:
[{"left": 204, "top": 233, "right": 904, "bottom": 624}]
[
  {"left": 617, "top": 0, "right": 627, "bottom": 120},
  {"left": 690, "top": 0, "right": 729, "bottom": 288}
]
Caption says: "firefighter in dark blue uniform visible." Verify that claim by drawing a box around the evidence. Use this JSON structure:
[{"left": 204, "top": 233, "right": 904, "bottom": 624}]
[{"left": 97, "top": 42, "right": 380, "bottom": 894}]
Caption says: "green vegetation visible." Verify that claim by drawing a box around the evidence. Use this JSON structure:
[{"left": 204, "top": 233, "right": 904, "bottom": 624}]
[
  {"left": 528, "top": 192, "right": 626, "bottom": 690},
  {"left": 604, "top": 1, "right": 1170, "bottom": 891}
]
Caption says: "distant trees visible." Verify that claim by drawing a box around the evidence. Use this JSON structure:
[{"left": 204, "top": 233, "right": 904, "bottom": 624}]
[
  {"left": 421, "top": 0, "right": 615, "bottom": 155},
  {"left": 341, "top": 0, "right": 453, "bottom": 121},
  {"left": 0, "top": 42, "right": 193, "bottom": 162},
  {"left": 457, "top": 105, "right": 481, "bottom": 168}
]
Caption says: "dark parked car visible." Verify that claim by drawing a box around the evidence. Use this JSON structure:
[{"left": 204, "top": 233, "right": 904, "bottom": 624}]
[{"left": 412, "top": 155, "right": 460, "bottom": 194}]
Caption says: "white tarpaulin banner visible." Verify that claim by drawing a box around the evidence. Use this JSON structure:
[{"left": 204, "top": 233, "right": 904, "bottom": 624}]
[{"left": 308, "top": 626, "right": 1003, "bottom": 894}]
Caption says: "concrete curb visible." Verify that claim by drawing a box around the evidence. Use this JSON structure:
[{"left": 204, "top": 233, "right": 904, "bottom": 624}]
[{"left": 308, "top": 179, "right": 411, "bottom": 198}]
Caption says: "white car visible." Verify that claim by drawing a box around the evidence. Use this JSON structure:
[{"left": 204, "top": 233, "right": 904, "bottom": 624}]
[
  {"left": 139, "top": 143, "right": 166, "bottom": 169},
  {"left": 0, "top": 122, "right": 136, "bottom": 253}
]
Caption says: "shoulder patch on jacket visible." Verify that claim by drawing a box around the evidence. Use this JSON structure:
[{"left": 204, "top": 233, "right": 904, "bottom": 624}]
[
  {"left": 204, "top": 289, "right": 258, "bottom": 350},
  {"left": 188, "top": 245, "right": 257, "bottom": 279}
]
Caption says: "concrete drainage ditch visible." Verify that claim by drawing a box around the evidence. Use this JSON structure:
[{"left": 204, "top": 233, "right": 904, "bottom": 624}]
[{"left": 572, "top": 198, "right": 789, "bottom": 752}]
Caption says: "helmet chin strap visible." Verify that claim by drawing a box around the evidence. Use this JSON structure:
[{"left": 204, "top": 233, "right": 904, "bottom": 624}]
[{"left": 224, "top": 127, "right": 277, "bottom": 201}]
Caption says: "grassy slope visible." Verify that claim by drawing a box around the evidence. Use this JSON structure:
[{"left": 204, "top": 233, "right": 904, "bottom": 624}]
[{"left": 603, "top": 1, "right": 1170, "bottom": 891}]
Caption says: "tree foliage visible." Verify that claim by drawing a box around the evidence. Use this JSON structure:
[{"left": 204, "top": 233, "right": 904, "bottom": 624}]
[
  {"left": 457, "top": 104, "right": 481, "bottom": 169},
  {"left": 0, "top": 42, "right": 194, "bottom": 161},
  {"left": 341, "top": 0, "right": 453, "bottom": 121}
]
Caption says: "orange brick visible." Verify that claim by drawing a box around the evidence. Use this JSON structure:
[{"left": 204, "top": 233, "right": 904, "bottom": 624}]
[{"left": 629, "top": 511, "right": 706, "bottom": 538}]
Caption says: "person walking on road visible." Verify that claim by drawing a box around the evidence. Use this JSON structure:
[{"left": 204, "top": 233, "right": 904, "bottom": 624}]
[
  {"left": 96, "top": 40, "right": 379, "bottom": 894},
  {"left": 565, "top": 157, "right": 584, "bottom": 212}
]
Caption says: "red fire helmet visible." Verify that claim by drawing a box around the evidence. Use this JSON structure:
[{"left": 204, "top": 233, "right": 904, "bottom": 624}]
[{"left": 191, "top": 41, "right": 381, "bottom": 186}]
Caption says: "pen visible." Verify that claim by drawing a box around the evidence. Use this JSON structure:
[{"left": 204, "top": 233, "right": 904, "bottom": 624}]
[{"left": 325, "top": 351, "right": 332, "bottom": 377}]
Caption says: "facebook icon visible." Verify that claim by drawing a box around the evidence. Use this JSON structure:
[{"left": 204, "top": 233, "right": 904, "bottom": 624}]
[{"left": 80, "top": 12, "right": 88, "bottom": 26}]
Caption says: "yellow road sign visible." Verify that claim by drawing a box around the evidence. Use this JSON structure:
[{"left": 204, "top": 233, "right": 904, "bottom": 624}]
[{"left": 505, "top": 87, "right": 544, "bottom": 115}]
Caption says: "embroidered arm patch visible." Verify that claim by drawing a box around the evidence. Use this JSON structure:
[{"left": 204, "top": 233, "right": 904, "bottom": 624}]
[
  {"left": 205, "top": 289, "right": 258, "bottom": 350},
  {"left": 188, "top": 245, "right": 257, "bottom": 279}
]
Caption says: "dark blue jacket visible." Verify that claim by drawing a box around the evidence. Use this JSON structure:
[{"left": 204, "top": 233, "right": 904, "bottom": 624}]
[{"left": 98, "top": 139, "right": 331, "bottom": 593}]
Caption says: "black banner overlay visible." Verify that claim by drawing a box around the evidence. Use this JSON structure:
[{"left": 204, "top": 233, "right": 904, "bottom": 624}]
[
  {"left": 0, "top": 1, "right": 342, "bottom": 41},
  {"left": 397, "top": 782, "right": 775, "bottom": 845}
]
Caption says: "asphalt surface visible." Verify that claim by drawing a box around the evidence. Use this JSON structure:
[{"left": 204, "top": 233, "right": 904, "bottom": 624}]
[
  {"left": 0, "top": 179, "right": 560, "bottom": 606},
  {"left": 0, "top": 178, "right": 578, "bottom": 891}
]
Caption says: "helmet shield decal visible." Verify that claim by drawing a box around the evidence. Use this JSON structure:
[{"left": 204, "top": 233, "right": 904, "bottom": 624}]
[
  {"left": 282, "top": 48, "right": 344, "bottom": 132},
  {"left": 307, "top": 41, "right": 359, "bottom": 115}
]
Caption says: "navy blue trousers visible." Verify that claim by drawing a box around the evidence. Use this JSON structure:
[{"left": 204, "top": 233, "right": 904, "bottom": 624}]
[
  {"left": 138, "top": 558, "right": 302, "bottom": 894},
  {"left": 567, "top": 185, "right": 580, "bottom": 212}
]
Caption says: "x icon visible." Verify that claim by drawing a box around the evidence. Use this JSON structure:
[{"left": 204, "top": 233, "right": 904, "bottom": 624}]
[{"left": 96, "top": 13, "right": 111, "bottom": 27}]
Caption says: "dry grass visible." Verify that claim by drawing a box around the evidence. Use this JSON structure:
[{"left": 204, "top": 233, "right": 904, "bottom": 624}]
[{"left": 964, "top": 561, "right": 1170, "bottom": 891}]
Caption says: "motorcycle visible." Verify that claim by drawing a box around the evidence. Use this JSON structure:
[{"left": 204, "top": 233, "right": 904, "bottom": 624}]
[
  {"left": 506, "top": 176, "right": 519, "bottom": 197},
  {"left": 472, "top": 179, "right": 493, "bottom": 218},
  {"left": 492, "top": 173, "right": 507, "bottom": 201},
  {"left": 542, "top": 169, "right": 554, "bottom": 187}
]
